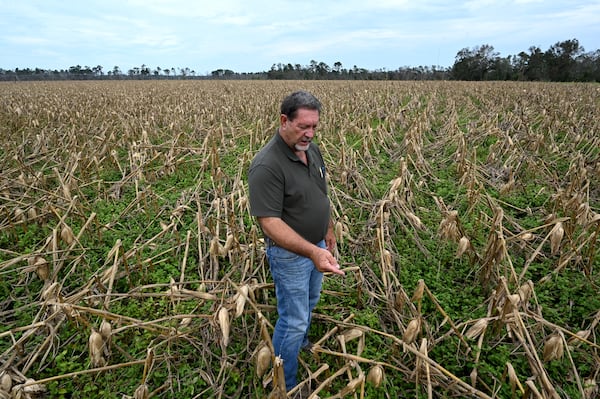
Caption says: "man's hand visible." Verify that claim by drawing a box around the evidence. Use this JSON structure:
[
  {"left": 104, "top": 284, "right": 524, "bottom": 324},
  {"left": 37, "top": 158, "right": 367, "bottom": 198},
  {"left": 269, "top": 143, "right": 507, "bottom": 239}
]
[
  {"left": 311, "top": 247, "right": 345, "bottom": 276},
  {"left": 325, "top": 224, "right": 337, "bottom": 253},
  {"left": 258, "top": 216, "right": 344, "bottom": 276}
]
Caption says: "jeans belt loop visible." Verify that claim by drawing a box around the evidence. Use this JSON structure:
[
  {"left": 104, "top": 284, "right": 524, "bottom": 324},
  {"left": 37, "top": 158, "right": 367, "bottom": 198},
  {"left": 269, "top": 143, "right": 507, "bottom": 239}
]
[{"left": 265, "top": 237, "right": 277, "bottom": 248}]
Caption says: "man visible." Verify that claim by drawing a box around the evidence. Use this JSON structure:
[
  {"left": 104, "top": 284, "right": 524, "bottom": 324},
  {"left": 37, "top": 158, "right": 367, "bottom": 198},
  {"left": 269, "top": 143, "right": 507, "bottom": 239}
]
[{"left": 248, "top": 90, "right": 345, "bottom": 393}]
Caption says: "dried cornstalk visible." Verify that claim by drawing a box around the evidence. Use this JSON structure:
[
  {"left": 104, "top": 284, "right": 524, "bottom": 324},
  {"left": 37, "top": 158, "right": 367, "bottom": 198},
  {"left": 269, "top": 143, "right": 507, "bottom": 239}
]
[
  {"left": 0, "top": 372, "right": 12, "bottom": 393},
  {"left": 234, "top": 284, "right": 250, "bottom": 318},
  {"left": 464, "top": 318, "right": 489, "bottom": 340},
  {"left": 415, "top": 338, "right": 433, "bottom": 399},
  {"left": 269, "top": 356, "right": 286, "bottom": 399},
  {"left": 255, "top": 344, "right": 271, "bottom": 378},
  {"left": 455, "top": 236, "right": 470, "bottom": 258},
  {"left": 366, "top": 364, "right": 384, "bottom": 388},
  {"left": 503, "top": 362, "right": 524, "bottom": 397},
  {"left": 543, "top": 334, "right": 564, "bottom": 362},
  {"left": 438, "top": 210, "right": 461, "bottom": 242},
  {"left": 549, "top": 221, "right": 565, "bottom": 255},
  {"left": 89, "top": 329, "right": 105, "bottom": 367},
  {"left": 403, "top": 318, "right": 421, "bottom": 345},
  {"left": 217, "top": 307, "right": 230, "bottom": 347}
]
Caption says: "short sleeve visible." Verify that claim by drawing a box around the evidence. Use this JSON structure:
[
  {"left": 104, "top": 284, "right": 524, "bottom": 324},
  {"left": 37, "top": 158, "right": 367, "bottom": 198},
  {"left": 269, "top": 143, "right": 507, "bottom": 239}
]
[{"left": 248, "top": 164, "right": 284, "bottom": 218}]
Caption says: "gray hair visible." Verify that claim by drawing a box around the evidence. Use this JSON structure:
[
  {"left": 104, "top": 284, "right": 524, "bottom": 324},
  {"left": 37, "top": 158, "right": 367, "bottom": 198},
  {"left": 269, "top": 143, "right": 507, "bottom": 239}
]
[{"left": 280, "top": 91, "right": 322, "bottom": 120}]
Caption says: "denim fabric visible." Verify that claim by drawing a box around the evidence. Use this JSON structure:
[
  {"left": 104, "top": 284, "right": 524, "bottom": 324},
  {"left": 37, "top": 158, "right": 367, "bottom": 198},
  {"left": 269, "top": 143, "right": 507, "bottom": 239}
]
[{"left": 267, "top": 240, "right": 325, "bottom": 391}]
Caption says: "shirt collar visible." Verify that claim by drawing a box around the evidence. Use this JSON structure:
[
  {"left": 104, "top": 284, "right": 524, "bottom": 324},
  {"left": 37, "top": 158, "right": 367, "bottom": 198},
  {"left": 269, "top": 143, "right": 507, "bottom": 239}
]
[{"left": 274, "top": 131, "right": 308, "bottom": 162}]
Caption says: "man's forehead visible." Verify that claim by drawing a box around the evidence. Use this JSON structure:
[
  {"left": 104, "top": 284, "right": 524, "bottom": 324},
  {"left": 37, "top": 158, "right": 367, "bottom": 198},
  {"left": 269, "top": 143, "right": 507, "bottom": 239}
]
[{"left": 293, "top": 108, "right": 319, "bottom": 121}]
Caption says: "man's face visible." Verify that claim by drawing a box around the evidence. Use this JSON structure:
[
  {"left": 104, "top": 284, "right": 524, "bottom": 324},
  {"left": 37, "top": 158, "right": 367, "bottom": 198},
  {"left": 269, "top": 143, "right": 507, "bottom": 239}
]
[{"left": 280, "top": 108, "right": 319, "bottom": 152}]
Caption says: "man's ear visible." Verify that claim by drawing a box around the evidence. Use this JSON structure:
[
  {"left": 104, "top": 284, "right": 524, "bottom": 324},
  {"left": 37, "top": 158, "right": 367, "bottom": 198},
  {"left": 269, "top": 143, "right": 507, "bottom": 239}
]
[{"left": 280, "top": 114, "right": 288, "bottom": 126}]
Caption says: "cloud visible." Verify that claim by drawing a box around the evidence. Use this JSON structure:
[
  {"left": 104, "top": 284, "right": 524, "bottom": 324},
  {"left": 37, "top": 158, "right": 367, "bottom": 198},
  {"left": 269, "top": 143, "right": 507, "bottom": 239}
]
[{"left": 1, "top": 0, "right": 598, "bottom": 71}]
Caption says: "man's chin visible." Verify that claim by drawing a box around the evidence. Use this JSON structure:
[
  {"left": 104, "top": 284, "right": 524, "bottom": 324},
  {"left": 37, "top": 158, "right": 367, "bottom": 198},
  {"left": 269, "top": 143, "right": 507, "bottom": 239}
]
[{"left": 295, "top": 143, "right": 310, "bottom": 152}]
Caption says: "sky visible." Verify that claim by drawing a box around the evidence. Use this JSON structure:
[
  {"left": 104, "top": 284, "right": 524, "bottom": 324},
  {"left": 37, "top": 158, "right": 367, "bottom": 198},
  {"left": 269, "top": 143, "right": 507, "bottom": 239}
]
[{"left": 1, "top": 0, "right": 599, "bottom": 74}]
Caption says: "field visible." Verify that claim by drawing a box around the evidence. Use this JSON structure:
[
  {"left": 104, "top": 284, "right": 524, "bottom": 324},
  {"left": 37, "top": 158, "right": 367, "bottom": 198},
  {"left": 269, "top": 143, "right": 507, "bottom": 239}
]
[{"left": 0, "top": 80, "right": 599, "bottom": 399}]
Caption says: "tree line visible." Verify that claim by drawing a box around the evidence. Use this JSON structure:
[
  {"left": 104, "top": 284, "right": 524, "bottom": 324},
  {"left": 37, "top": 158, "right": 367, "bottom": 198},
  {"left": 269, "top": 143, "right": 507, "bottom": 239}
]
[
  {"left": 1, "top": 39, "right": 598, "bottom": 82},
  {"left": 451, "top": 39, "right": 598, "bottom": 81}
]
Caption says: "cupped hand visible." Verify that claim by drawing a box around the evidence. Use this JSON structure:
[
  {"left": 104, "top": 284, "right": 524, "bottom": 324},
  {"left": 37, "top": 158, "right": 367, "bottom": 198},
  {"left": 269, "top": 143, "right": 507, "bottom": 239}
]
[{"left": 312, "top": 247, "right": 345, "bottom": 276}]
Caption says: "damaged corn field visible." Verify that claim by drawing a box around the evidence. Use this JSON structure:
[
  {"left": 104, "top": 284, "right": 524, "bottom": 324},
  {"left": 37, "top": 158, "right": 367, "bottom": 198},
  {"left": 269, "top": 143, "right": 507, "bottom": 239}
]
[{"left": 1, "top": 80, "right": 599, "bottom": 398}]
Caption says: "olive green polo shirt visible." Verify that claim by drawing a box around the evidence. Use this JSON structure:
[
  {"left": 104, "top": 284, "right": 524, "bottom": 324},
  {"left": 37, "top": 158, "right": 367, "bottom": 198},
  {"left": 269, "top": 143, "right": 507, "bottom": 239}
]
[{"left": 248, "top": 132, "right": 330, "bottom": 244}]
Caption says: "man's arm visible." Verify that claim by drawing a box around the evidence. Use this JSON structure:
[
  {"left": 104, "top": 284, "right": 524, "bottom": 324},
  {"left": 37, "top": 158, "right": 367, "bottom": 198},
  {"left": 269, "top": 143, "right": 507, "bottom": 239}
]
[{"left": 258, "top": 216, "right": 344, "bottom": 276}]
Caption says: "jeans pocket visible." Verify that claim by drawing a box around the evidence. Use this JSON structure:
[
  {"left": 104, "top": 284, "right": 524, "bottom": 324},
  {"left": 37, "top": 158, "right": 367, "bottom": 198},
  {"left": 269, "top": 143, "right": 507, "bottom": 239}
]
[{"left": 267, "top": 245, "right": 300, "bottom": 263}]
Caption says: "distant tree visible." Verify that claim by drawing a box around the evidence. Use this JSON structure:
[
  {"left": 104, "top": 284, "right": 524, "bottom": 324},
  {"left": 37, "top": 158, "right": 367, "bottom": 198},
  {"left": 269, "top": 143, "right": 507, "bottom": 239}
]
[
  {"left": 333, "top": 61, "right": 342, "bottom": 74},
  {"left": 487, "top": 56, "right": 514, "bottom": 80},
  {"left": 545, "top": 39, "right": 583, "bottom": 81},
  {"left": 575, "top": 49, "right": 600, "bottom": 81},
  {"left": 451, "top": 44, "right": 499, "bottom": 80},
  {"left": 267, "top": 64, "right": 284, "bottom": 79},
  {"left": 317, "top": 62, "right": 330, "bottom": 77},
  {"left": 211, "top": 69, "right": 234, "bottom": 77},
  {"left": 69, "top": 65, "right": 82, "bottom": 75},
  {"left": 139, "top": 64, "right": 150, "bottom": 76},
  {"left": 515, "top": 46, "right": 547, "bottom": 81}
]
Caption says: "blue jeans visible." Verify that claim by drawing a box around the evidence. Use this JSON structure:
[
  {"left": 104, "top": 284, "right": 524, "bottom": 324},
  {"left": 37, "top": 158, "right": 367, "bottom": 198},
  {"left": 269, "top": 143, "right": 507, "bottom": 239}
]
[{"left": 267, "top": 240, "right": 325, "bottom": 391}]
